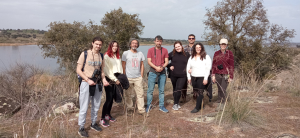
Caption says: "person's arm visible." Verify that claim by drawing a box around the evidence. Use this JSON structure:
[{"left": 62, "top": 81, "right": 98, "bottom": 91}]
[
  {"left": 122, "top": 61, "right": 126, "bottom": 75},
  {"left": 141, "top": 61, "right": 144, "bottom": 77},
  {"left": 186, "top": 57, "right": 192, "bottom": 81},
  {"left": 211, "top": 52, "right": 217, "bottom": 83},
  {"left": 101, "top": 58, "right": 109, "bottom": 86},
  {"left": 147, "top": 58, "right": 159, "bottom": 71},
  {"left": 104, "top": 55, "right": 118, "bottom": 82},
  {"left": 204, "top": 55, "right": 212, "bottom": 80}
]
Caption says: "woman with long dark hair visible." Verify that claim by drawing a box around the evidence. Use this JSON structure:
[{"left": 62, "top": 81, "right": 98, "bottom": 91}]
[
  {"left": 168, "top": 41, "right": 190, "bottom": 110},
  {"left": 186, "top": 43, "right": 212, "bottom": 113},
  {"left": 100, "top": 41, "right": 123, "bottom": 127}
]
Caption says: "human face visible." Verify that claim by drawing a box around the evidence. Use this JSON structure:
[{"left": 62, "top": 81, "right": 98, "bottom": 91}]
[
  {"left": 174, "top": 43, "right": 182, "bottom": 52},
  {"left": 154, "top": 39, "right": 162, "bottom": 48},
  {"left": 130, "top": 40, "right": 138, "bottom": 50},
  {"left": 195, "top": 45, "right": 201, "bottom": 54},
  {"left": 220, "top": 43, "right": 227, "bottom": 51},
  {"left": 188, "top": 36, "right": 195, "bottom": 44},
  {"left": 112, "top": 42, "right": 118, "bottom": 53},
  {"left": 92, "top": 40, "right": 102, "bottom": 52}
]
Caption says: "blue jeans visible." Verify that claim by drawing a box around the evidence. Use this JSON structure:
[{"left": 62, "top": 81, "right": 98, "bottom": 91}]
[{"left": 147, "top": 72, "right": 166, "bottom": 107}]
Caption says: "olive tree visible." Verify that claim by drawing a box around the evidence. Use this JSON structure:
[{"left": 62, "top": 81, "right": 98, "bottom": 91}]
[
  {"left": 203, "top": 0, "right": 296, "bottom": 77},
  {"left": 38, "top": 7, "right": 144, "bottom": 72}
]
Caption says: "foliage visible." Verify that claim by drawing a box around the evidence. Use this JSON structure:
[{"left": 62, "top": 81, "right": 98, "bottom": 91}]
[
  {"left": 38, "top": 7, "right": 144, "bottom": 71},
  {"left": 203, "top": 0, "right": 296, "bottom": 77},
  {"left": 101, "top": 7, "right": 144, "bottom": 52}
]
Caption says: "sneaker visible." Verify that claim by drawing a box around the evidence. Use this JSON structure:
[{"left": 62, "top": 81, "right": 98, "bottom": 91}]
[
  {"left": 178, "top": 104, "right": 181, "bottom": 109},
  {"left": 159, "top": 106, "right": 169, "bottom": 113},
  {"left": 145, "top": 105, "right": 152, "bottom": 113},
  {"left": 191, "top": 108, "right": 199, "bottom": 113},
  {"left": 100, "top": 119, "right": 109, "bottom": 127},
  {"left": 90, "top": 123, "right": 102, "bottom": 132},
  {"left": 105, "top": 115, "right": 116, "bottom": 122},
  {"left": 78, "top": 128, "right": 89, "bottom": 137},
  {"left": 172, "top": 104, "right": 178, "bottom": 111}
]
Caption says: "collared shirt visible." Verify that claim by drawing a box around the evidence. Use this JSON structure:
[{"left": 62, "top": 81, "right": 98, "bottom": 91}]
[{"left": 184, "top": 45, "right": 193, "bottom": 55}]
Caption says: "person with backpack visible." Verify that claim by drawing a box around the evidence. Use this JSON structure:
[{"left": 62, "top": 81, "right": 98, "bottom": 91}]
[
  {"left": 146, "top": 35, "right": 169, "bottom": 113},
  {"left": 100, "top": 41, "right": 123, "bottom": 127},
  {"left": 76, "top": 36, "right": 109, "bottom": 137}
]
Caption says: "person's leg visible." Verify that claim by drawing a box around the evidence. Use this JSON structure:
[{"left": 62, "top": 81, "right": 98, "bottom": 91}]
[
  {"left": 170, "top": 76, "right": 178, "bottom": 104},
  {"left": 206, "top": 75, "right": 213, "bottom": 101},
  {"left": 107, "top": 84, "right": 116, "bottom": 116},
  {"left": 157, "top": 73, "right": 166, "bottom": 107},
  {"left": 181, "top": 80, "right": 188, "bottom": 102},
  {"left": 195, "top": 77, "right": 205, "bottom": 110},
  {"left": 174, "top": 77, "right": 186, "bottom": 105},
  {"left": 78, "top": 82, "right": 90, "bottom": 128},
  {"left": 216, "top": 74, "right": 224, "bottom": 103},
  {"left": 102, "top": 85, "right": 114, "bottom": 119},
  {"left": 133, "top": 76, "right": 145, "bottom": 113},
  {"left": 124, "top": 78, "right": 134, "bottom": 108},
  {"left": 147, "top": 72, "right": 157, "bottom": 106},
  {"left": 220, "top": 76, "right": 229, "bottom": 103},
  {"left": 90, "top": 84, "right": 102, "bottom": 125}
]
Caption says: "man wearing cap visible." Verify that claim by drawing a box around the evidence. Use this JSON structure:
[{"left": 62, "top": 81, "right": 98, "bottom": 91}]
[
  {"left": 211, "top": 38, "right": 234, "bottom": 111},
  {"left": 122, "top": 39, "right": 146, "bottom": 115}
]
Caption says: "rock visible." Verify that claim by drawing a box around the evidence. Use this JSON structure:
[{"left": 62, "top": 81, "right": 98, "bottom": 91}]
[
  {"left": 53, "top": 102, "right": 79, "bottom": 114},
  {"left": 0, "top": 97, "right": 21, "bottom": 117},
  {"left": 166, "top": 99, "right": 174, "bottom": 104},
  {"left": 276, "top": 133, "right": 298, "bottom": 138},
  {"left": 286, "top": 116, "right": 300, "bottom": 120}
]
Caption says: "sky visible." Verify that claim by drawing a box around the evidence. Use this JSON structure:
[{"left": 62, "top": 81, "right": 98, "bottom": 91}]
[{"left": 1, "top": 0, "right": 299, "bottom": 42}]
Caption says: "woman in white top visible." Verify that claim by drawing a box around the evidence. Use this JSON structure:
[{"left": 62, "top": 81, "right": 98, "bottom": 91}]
[
  {"left": 100, "top": 41, "right": 123, "bottom": 127},
  {"left": 186, "top": 43, "right": 212, "bottom": 113}
]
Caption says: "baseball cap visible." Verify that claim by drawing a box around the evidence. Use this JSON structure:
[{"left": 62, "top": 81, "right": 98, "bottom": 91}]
[{"left": 219, "top": 38, "right": 228, "bottom": 44}]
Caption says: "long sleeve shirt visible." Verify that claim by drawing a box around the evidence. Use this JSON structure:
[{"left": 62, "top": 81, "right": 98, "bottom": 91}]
[
  {"left": 186, "top": 55, "right": 212, "bottom": 80},
  {"left": 211, "top": 50, "right": 234, "bottom": 79},
  {"left": 103, "top": 54, "right": 123, "bottom": 81},
  {"left": 168, "top": 51, "right": 190, "bottom": 78}
]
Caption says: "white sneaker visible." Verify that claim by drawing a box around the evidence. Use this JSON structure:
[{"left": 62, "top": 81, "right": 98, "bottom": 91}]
[{"left": 172, "top": 104, "right": 179, "bottom": 111}]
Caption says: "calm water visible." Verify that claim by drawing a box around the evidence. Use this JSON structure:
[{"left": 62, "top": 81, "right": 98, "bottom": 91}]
[{"left": 0, "top": 45, "right": 218, "bottom": 72}]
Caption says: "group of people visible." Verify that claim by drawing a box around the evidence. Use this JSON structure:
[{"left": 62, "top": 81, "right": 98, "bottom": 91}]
[{"left": 76, "top": 35, "right": 234, "bottom": 137}]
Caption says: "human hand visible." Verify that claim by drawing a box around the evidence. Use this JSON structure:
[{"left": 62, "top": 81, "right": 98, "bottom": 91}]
[
  {"left": 203, "top": 79, "right": 208, "bottom": 85},
  {"left": 170, "top": 66, "right": 174, "bottom": 71},
  {"left": 228, "top": 78, "right": 232, "bottom": 83},
  {"left": 116, "top": 80, "right": 120, "bottom": 85},
  {"left": 188, "top": 69, "right": 192, "bottom": 74},
  {"left": 102, "top": 78, "right": 109, "bottom": 86},
  {"left": 212, "top": 76, "right": 216, "bottom": 83},
  {"left": 188, "top": 79, "right": 191, "bottom": 84},
  {"left": 87, "top": 79, "right": 96, "bottom": 86}
]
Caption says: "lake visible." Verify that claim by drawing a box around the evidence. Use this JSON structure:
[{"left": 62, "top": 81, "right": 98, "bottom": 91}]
[{"left": 0, "top": 45, "right": 219, "bottom": 73}]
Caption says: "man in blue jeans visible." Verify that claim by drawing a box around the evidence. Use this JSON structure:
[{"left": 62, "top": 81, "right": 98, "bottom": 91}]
[{"left": 146, "top": 35, "right": 169, "bottom": 113}]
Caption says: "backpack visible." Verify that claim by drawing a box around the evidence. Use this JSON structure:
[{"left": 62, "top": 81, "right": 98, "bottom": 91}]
[{"left": 77, "top": 50, "right": 104, "bottom": 84}]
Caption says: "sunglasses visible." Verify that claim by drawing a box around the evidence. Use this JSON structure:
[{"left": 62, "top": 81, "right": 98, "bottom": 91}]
[{"left": 188, "top": 38, "right": 195, "bottom": 40}]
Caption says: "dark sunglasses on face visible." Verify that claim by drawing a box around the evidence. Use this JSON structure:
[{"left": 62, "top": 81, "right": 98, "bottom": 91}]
[{"left": 188, "top": 38, "right": 195, "bottom": 40}]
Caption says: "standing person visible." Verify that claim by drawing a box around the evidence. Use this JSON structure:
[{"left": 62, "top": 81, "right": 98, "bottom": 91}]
[
  {"left": 168, "top": 41, "right": 190, "bottom": 110},
  {"left": 77, "top": 36, "right": 109, "bottom": 137},
  {"left": 182, "top": 34, "right": 196, "bottom": 102},
  {"left": 211, "top": 38, "right": 234, "bottom": 111},
  {"left": 146, "top": 35, "right": 169, "bottom": 113},
  {"left": 100, "top": 41, "right": 123, "bottom": 127},
  {"left": 122, "top": 39, "right": 146, "bottom": 115},
  {"left": 186, "top": 43, "right": 212, "bottom": 113}
]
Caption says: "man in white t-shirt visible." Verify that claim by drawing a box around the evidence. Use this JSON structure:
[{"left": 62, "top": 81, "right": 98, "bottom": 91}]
[{"left": 122, "top": 39, "right": 146, "bottom": 114}]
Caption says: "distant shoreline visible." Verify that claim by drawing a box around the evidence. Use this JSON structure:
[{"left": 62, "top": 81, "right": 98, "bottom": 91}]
[{"left": 0, "top": 43, "right": 37, "bottom": 46}]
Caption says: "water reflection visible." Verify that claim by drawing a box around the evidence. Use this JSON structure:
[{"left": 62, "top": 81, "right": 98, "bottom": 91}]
[{"left": 12, "top": 46, "right": 19, "bottom": 51}]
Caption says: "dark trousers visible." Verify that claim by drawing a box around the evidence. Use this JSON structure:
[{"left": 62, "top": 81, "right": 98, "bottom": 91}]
[
  {"left": 170, "top": 76, "right": 187, "bottom": 104},
  {"left": 215, "top": 74, "right": 229, "bottom": 103},
  {"left": 191, "top": 77, "right": 205, "bottom": 110},
  {"left": 205, "top": 75, "right": 213, "bottom": 100},
  {"left": 102, "top": 83, "right": 117, "bottom": 118}
]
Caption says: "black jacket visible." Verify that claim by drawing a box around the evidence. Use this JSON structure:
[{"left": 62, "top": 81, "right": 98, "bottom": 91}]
[{"left": 113, "top": 73, "right": 129, "bottom": 103}]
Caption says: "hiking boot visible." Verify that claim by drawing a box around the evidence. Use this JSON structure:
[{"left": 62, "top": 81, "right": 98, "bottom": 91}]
[
  {"left": 159, "top": 106, "right": 169, "bottom": 113},
  {"left": 90, "top": 123, "right": 102, "bottom": 132},
  {"left": 105, "top": 115, "right": 116, "bottom": 122},
  {"left": 100, "top": 119, "right": 109, "bottom": 127},
  {"left": 191, "top": 108, "right": 199, "bottom": 113},
  {"left": 172, "top": 104, "right": 178, "bottom": 111},
  {"left": 78, "top": 128, "right": 89, "bottom": 137}
]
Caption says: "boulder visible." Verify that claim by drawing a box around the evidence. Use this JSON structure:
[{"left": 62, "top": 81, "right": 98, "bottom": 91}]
[{"left": 53, "top": 102, "right": 79, "bottom": 114}]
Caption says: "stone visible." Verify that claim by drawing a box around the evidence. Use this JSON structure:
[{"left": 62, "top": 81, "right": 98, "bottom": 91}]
[{"left": 53, "top": 102, "right": 79, "bottom": 114}]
